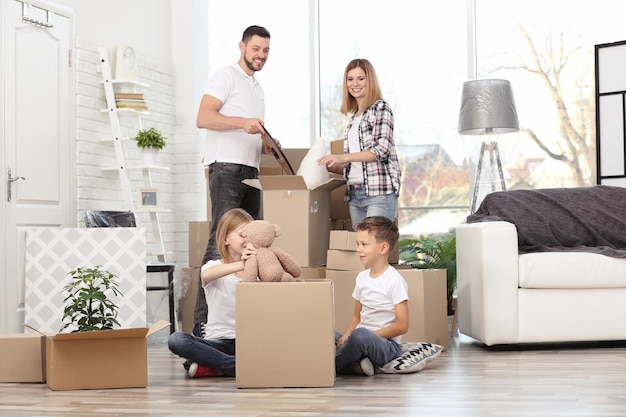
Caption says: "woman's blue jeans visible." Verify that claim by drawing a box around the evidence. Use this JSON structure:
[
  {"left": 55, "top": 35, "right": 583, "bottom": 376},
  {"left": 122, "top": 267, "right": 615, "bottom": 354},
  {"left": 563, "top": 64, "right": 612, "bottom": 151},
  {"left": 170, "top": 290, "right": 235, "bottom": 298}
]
[{"left": 348, "top": 186, "right": 398, "bottom": 229}]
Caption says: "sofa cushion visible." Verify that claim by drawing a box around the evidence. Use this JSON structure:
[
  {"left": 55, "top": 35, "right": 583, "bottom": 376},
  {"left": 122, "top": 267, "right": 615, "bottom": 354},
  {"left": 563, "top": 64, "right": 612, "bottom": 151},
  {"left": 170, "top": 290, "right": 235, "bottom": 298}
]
[
  {"left": 376, "top": 342, "right": 442, "bottom": 374},
  {"left": 519, "top": 251, "right": 626, "bottom": 289}
]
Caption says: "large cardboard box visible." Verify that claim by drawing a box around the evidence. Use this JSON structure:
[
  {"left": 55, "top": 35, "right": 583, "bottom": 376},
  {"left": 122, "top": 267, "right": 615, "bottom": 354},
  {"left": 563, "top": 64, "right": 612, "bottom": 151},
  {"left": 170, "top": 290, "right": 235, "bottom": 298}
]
[
  {"left": 0, "top": 334, "right": 46, "bottom": 383},
  {"left": 398, "top": 268, "right": 448, "bottom": 349},
  {"left": 189, "top": 221, "right": 211, "bottom": 267},
  {"left": 327, "top": 268, "right": 448, "bottom": 350},
  {"left": 236, "top": 281, "right": 335, "bottom": 388},
  {"left": 38, "top": 320, "right": 169, "bottom": 390},
  {"left": 244, "top": 176, "right": 345, "bottom": 267}
]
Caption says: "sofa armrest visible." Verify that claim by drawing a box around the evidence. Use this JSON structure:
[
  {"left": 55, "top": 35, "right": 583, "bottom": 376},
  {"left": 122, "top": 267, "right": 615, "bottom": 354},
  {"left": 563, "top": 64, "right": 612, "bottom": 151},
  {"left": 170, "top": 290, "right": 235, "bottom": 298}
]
[{"left": 455, "top": 221, "right": 520, "bottom": 345}]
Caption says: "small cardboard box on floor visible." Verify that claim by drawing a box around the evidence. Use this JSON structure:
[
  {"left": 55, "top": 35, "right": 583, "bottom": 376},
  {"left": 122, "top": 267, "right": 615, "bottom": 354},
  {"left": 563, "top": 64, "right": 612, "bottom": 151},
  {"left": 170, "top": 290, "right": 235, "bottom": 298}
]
[
  {"left": 327, "top": 268, "right": 448, "bottom": 350},
  {"left": 236, "top": 280, "right": 335, "bottom": 388},
  {"left": 0, "top": 334, "right": 46, "bottom": 383},
  {"left": 28, "top": 320, "right": 170, "bottom": 390}
]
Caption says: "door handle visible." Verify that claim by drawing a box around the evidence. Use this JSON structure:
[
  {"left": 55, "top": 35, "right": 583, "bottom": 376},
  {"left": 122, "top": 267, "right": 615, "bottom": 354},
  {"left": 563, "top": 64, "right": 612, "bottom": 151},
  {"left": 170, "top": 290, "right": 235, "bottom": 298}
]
[{"left": 7, "top": 167, "right": 26, "bottom": 202}]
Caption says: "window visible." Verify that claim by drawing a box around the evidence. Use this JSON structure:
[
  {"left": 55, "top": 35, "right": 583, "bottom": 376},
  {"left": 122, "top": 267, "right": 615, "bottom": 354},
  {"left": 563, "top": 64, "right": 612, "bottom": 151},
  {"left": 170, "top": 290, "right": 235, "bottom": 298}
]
[
  {"left": 319, "top": 0, "right": 469, "bottom": 236},
  {"left": 207, "top": 0, "right": 311, "bottom": 147},
  {"left": 476, "top": 0, "right": 626, "bottom": 190},
  {"left": 206, "top": 0, "right": 626, "bottom": 237}
]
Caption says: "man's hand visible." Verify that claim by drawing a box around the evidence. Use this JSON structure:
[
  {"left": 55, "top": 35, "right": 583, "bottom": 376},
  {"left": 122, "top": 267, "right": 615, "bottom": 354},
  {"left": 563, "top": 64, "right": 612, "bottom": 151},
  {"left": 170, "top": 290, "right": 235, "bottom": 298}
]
[{"left": 242, "top": 118, "right": 266, "bottom": 135}]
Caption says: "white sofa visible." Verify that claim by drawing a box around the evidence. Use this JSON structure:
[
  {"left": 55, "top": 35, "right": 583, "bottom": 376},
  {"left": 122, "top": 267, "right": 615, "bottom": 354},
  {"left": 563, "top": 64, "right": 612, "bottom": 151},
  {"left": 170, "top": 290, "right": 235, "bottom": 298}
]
[{"left": 456, "top": 220, "right": 626, "bottom": 346}]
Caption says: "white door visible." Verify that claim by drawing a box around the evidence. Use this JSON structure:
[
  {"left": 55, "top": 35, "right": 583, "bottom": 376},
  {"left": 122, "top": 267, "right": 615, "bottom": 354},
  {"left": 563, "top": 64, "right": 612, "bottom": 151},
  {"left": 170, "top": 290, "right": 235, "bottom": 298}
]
[{"left": 1, "top": 0, "right": 74, "bottom": 333}]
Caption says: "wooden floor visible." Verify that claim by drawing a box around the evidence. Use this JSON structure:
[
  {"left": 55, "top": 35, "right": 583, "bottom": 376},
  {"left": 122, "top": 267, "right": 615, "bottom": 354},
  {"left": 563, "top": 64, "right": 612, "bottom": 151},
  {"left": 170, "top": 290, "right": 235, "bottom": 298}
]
[{"left": 3, "top": 332, "right": 626, "bottom": 417}]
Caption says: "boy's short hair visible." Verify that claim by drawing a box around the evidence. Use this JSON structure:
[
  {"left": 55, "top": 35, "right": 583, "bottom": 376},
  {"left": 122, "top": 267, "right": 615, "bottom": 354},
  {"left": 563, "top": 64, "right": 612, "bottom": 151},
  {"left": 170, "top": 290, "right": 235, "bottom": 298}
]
[{"left": 355, "top": 216, "right": 399, "bottom": 252}]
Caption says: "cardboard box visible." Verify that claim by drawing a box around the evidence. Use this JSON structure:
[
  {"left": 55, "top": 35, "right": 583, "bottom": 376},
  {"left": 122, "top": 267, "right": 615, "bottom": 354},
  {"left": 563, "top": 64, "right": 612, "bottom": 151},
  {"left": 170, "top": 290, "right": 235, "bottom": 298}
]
[
  {"left": 299, "top": 266, "right": 326, "bottom": 279},
  {"left": 326, "top": 249, "right": 366, "bottom": 271},
  {"left": 244, "top": 176, "right": 345, "bottom": 267},
  {"left": 329, "top": 218, "right": 353, "bottom": 231},
  {"left": 326, "top": 270, "right": 358, "bottom": 332},
  {"left": 181, "top": 267, "right": 201, "bottom": 333},
  {"left": 397, "top": 268, "right": 448, "bottom": 349},
  {"left": 38, "top": 320, "right": 170, "bottom": 390},
  {"left": 236, "top": 281, "right": 335, "bottom": 388},
  {"left": 329, "top": 230, "right": 358, "bottom": 251},
  {"left": 189, "top": 221, "right": 211, "bottom": 267},
  {"left": 0, "top": 334, "right": 46, "bottom": 383},
  {"left": 327, "top": 268, "right": 448, "bottom": 350}
]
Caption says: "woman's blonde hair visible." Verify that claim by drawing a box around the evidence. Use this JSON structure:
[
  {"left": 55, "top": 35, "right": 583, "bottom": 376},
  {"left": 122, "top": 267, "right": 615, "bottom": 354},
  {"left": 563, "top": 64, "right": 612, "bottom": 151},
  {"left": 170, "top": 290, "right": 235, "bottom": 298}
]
[
  {"left": 216, "top": 208, "right": 253, "bottom": 264},
  {"left": 340, "top": 58, "right": 382, "bottom": 115}
]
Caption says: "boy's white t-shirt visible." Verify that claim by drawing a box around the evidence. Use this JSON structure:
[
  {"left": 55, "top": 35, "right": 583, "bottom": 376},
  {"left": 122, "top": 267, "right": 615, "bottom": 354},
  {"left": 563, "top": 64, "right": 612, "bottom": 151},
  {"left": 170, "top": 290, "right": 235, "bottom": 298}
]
[
  {"left": 352, "top": 265, "right": 409, "bottom": 342},
  {"left": 200, "top": 259, "right": 241, "bottom": 340}
]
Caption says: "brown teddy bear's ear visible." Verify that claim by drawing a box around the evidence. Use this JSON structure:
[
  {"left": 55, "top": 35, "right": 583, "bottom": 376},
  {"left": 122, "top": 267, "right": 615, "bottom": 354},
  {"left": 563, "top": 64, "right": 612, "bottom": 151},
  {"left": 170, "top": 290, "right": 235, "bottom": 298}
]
[{"left": 272, "top": 223, "right": 281, "bottom": 237}]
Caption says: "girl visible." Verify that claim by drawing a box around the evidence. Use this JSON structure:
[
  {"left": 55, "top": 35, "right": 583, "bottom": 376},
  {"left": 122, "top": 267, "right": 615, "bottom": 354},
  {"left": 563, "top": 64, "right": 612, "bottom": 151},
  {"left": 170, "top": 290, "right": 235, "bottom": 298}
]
[{"left": 168, "top": 208, "right": 255, "bottom": 377}]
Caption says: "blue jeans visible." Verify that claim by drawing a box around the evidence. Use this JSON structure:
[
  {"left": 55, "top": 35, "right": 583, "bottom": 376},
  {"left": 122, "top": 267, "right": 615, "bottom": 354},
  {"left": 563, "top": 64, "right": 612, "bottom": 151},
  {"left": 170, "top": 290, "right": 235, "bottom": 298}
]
[
  {"left": 193, "top": 162, "right": 261, "bottom": 324},
  {"left": 168, "top": 331, "right": 236, "bottom": 377},
  {"left": 348, "top": 186, "right": 398, "bottom": 229},
  {"left": 335, "top": 328, "right": 402, "bottom": 374}
]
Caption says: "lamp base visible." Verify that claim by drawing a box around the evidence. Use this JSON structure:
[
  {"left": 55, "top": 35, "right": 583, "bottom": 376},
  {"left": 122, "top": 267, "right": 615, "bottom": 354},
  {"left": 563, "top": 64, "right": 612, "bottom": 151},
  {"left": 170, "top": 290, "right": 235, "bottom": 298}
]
[{"left": 470, "top": 141, "right": 506, "bottom": 213}]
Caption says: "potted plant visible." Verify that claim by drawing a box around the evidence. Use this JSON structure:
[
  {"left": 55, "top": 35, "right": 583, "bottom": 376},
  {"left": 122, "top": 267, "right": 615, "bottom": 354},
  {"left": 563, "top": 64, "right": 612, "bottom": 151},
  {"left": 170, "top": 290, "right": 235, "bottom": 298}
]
[
  {"left": 399, "top": 232, "right": 457, "bottom": 316},
  {"left": 135, "top": 127, "right": 167, "bottom": 165},
  {"left": 60, "top": 265, "right": 123, "bottom": 332}
]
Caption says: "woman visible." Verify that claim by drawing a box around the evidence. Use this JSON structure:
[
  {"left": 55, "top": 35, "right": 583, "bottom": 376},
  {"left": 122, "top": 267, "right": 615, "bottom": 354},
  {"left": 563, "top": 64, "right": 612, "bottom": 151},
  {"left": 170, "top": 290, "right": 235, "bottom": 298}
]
[{"left": 318, "top": 58, "right": 401, "bottom": 228}]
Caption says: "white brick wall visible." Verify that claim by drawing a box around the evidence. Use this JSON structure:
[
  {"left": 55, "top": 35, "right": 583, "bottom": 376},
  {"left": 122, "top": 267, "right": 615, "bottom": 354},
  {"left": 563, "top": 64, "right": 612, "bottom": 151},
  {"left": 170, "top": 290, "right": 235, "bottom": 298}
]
[{"left": 75, "top": 38, "right": 206, "bottom": 268}]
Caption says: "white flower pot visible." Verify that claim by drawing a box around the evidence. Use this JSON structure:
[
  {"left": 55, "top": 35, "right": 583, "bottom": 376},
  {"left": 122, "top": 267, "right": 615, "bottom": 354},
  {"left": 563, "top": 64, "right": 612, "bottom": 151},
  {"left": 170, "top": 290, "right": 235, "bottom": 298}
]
[{"left": 141, "top": 148, "right": 159, "bottom": 166}]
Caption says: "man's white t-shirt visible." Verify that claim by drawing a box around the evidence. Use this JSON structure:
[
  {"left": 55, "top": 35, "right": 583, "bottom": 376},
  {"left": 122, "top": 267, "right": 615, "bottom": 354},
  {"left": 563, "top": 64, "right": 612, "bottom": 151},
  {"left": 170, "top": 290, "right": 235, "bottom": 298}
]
[
  {"left": 201, "top": 63, "right": 265, "bottom": 169},
  {"left": 352, "top": 265, "right": 409, "bottom": 342},
  {"left": 201, "top": 259, "right": 241, "bottom": 339}
]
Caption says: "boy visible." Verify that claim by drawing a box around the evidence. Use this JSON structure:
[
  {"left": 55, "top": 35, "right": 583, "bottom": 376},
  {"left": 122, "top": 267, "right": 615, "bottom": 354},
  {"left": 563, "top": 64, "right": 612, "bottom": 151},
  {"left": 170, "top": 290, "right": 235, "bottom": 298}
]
[{"left": 335, "top": 216, "right": 408, "bottom": 376}]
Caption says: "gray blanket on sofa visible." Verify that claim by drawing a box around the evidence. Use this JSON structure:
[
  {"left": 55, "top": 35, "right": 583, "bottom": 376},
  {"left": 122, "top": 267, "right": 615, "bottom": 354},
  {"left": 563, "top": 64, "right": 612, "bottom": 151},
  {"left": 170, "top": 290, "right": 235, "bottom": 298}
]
[{"left": 467, "top": 185, "right": 626, "bottom": 257}]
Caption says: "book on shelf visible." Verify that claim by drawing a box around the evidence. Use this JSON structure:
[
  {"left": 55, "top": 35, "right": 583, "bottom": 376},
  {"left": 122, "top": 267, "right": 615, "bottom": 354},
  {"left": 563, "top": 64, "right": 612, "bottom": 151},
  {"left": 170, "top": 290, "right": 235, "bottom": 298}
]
[
  {"left": 115, "top": 100, "right": 148, "bottom": 111},
  {"left": 114, "top": 92, "right": 144, "bottom": 100}
]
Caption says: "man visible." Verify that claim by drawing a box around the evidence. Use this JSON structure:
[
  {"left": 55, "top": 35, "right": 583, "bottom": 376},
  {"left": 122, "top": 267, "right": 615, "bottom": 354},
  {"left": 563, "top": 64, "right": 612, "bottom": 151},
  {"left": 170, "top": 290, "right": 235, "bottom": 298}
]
[{"left": 193, "top": 26, "right": 272, "bottom": 335}]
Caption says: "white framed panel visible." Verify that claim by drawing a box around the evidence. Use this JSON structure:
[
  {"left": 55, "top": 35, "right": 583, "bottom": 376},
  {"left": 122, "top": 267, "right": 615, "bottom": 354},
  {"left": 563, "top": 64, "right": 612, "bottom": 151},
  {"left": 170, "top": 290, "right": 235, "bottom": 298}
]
[
  {"left": 598, "top": 43, "right": 626, "bottom": 94},
  {"left": 24, "top": 227, "right": 147, "bottom": 333},
  {"left": 598, "top": 94, "right": 625, "bottom": 177}
]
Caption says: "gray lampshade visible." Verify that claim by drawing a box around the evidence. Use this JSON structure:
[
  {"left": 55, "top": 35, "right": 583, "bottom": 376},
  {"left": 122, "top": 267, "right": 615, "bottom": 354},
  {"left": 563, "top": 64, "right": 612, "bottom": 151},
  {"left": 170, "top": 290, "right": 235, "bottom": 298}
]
[{"left": 458, "top": 79, "right": 519, "bottom": 135}]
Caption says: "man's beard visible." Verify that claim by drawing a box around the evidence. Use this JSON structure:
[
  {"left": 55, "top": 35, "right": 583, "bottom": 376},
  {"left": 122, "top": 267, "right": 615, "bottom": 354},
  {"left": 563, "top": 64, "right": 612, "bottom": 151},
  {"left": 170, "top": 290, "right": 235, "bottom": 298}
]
[{"left": 244, "top": 56, "right": 264, "bottom": 72}]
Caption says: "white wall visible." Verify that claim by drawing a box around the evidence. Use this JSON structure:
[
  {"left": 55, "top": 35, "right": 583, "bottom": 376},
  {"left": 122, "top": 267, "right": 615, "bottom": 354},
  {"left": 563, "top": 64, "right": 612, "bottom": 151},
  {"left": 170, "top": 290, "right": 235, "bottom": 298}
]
[{"left": 63, "top": 0, "right": 209, "bottom": 289}]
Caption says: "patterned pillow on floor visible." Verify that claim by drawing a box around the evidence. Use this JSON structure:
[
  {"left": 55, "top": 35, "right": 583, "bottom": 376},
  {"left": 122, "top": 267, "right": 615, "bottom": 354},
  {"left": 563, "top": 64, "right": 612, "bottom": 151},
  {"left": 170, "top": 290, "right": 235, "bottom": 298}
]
[{"left": 377, "top": 342, "right": 442, "bottom": 374}]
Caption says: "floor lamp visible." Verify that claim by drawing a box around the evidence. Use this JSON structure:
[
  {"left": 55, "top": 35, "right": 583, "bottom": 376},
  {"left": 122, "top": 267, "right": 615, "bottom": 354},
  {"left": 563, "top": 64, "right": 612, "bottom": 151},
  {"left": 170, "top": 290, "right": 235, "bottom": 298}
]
[{"left": 458, "top": 79, "right": 519, "bottom": 213}]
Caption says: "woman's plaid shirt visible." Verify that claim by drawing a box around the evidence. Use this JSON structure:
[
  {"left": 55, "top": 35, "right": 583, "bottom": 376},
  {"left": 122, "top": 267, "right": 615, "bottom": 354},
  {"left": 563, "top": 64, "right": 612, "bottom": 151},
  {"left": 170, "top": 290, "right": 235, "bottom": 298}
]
[{"left": 343, "top": 98, "right": 401, "bottom": 197}]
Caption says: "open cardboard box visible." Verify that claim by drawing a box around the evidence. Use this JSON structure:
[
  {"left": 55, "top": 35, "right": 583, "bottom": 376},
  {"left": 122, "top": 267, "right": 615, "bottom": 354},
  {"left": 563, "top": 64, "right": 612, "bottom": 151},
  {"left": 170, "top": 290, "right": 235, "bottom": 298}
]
[
  {"left": 26, "top": 320, "right": 170, "bottom": 390},
  {"left": 243, "top": 176, "right": 345, "bottom": 267}
]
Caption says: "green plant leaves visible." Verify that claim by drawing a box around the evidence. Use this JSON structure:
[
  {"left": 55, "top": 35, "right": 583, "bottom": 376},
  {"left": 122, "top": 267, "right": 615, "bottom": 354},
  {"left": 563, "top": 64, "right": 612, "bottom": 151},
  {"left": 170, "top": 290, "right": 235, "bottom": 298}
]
[
  {"left": 134, "top": 127, "right": 167, "bottom": 150},
  {"left": 399, "top": 232, "right": 457, "bottom": 314},
  {"left": 60, "top": 266, "right": 123, "bottom": 333}
]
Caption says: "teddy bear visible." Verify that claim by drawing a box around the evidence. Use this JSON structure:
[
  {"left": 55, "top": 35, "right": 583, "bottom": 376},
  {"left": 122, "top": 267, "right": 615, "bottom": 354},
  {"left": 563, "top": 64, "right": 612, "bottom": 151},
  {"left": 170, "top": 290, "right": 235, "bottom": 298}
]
[{"left": 240, "top": 220, "right": 302, "bottom": 282}]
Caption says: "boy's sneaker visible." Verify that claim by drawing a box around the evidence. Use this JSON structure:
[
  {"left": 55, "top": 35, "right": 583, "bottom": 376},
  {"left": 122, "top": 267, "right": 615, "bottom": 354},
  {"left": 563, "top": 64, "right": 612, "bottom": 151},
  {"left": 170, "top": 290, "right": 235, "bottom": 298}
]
[
  {"left": 354, "top": 357, "right": 375, "bottom": 376},
  {"left": 187, "top": 362, "right": 221, "bottom": 378}
]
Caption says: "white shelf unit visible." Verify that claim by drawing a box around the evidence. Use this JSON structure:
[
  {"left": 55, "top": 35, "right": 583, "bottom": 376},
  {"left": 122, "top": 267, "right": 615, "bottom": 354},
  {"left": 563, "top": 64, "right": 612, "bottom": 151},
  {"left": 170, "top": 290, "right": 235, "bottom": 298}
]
[{"left": 97, "top": 46, "right": 170, "bottom": 263}]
